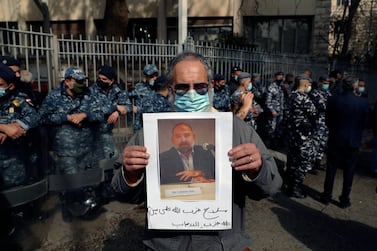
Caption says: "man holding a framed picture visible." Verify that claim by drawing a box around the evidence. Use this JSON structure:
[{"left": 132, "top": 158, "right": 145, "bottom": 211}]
[{"left": 112, "top": 52, "right": 282, "bottom": 251}]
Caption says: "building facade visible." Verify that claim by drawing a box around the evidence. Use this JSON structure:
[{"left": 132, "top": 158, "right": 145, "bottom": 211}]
[{"left": 1, "top": 0, "right": 376, "bottom": 63}]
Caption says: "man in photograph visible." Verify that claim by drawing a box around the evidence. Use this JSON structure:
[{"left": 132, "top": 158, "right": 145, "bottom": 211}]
[{"left": 159, "top": 122, "right": 215, "bottom": 184}]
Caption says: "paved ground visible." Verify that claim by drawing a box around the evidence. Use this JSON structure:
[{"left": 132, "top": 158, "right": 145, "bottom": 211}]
[{"left": 7, "top": 133, "right": 377, "bottom": 251}]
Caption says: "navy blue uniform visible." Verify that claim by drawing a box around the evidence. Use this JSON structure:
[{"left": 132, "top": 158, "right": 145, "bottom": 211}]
[
  {"left": 0, "top": 93, "right": 39, "bottom": 189},
  {"left": 90, "top": 81, "right": 132, "bottom": 159},
  {"left": 39, "top": 82, "right": 101, "bottom": 174}
]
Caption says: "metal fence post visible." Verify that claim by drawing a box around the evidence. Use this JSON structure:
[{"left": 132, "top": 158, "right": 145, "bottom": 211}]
[{"left": 51, "top": 34, "right": 60, "bottom": 88}]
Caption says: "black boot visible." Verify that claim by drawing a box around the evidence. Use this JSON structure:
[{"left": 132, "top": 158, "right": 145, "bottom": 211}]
[
  {"left": 59, "top": 192, "right": 73, "bottom": 222},
  {"left": 284, "top": 170, "right": 307, "bottom": 199},
  {"left": 319, "top": 192, "right": 331, "bottom": 205},
  {"left": 287, "top": 184, "right": 307, "bottom": 198},
  {"left": 339, "top": 195, "right": 351, "bottom": 209},
  {"left": 61, "top": 203, "right": 73, "bottom": 222},
  {"left": 314, "top": 158, "right": 326, "bottom": 171},
  {"left": 308, "top": 168, "right": 318, "bottom": 175}
]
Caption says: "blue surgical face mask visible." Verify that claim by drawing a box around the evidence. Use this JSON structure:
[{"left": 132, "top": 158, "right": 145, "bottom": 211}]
[
  {"left": 358, "top": 87, "right": 365, "bottom": 93},
  {"left": 234, "top": 75, "right": 238, "bottom": 81},
  {"left": 149, "top": 80, "right": 155, "bottom": 86},
  {"left": 247, "top": 82, "right": 253, "bottom": 91},
  {"left": 174, "top": 89, "right": 210, "bottom": 112},
  {"left": 0, "top": 87, "right": 9, "bottom": 98},
  {"left": 322, "top": 84, "right": 329, "bottom": 91}
]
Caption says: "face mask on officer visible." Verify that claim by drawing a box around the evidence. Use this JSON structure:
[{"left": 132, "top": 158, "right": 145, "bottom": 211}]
[
  {"left": 71, "top": 80, "right": 85, "bottom": 94},
  {"left": 174, "top": 82, "right": 210, "bottom": 112},
  {"left": 322, "top": 84, "right": 329, "bottom": 91},
  {"left": 247, "top": 82, "right": 253, "bottom": 91},
  {"left": 97, "top": 79, "right": 111, "bottom": 91},
  {"left": 0, "top": 86, "right": 9, "bottom": 98},
  {"left": 358, "top": 87, "right": 365, "bottom": 93}
]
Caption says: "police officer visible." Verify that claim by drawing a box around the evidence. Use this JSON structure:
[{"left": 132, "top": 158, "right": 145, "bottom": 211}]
[
  {"left": 134, "top": 76, "right": 172, "bottom": 131},
  {"left": 230, "top": 72, "right": 262, "bottom": 130},
  {"left": 226, "top": 66, "right": 242, "bottom": 96},
  {"left": 285, "top": 74, "right": 317, "bottom": 198},
  {"left": 1, "top": 56, "right": 45, "bottom": 181},
  {"left": 355, "top": 79, "right": 368, "bottom": 98},
  {"left": 265, "top": 71, "right": 285, "bottom": 149},
  {"left": 250, "top": 73, "right": 264, "bottom": 103},
  {"left": 0, "top": 56, "right": 43, "bottom": 108},
  {"left": 140, "top": 75, "right": 171, "bottom": 113},
  {"left": 129, "top": 64, "right": 159, "bottom": 132},
  {"left": 329, "top": 70, "right": 343, "bottom": 95},
  {"left": 212, "top": 74, "right": 231, "bottom": 112},
  {"left": 39, "top": 67, "right": 102, "bottom": 221},
  {"left": 90, "top": 65, "right": 132, "bottom": 160},
  {"left": 0, "top": 63, "right": 39, "bottom": 190},
  {"left": 309, "top": 76, "right": 332, "bottom": 173}
]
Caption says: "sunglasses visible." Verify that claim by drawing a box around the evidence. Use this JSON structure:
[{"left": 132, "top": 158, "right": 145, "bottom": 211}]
[{"left": 174, "top": 82, "right": 209, "bottom": 96}]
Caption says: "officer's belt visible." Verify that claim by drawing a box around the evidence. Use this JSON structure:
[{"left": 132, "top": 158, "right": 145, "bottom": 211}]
[
  {"left": 48, "top": 168, "right": 104, "bottom": 191},
  {"left": 48, "top": 157, "right": 117, "bottom": 191},
  {"left": 1, "top": 157, "right": 117, "bottom": 207},
  {"left": 1, "top": 178, "right": 48, "bottom": 207}
]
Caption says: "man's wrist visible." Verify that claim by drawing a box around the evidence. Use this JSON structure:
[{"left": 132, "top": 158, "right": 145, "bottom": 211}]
[
  {"left": 242, "top": 166, "right": 262, "bottom": 182},
  {"left": 122, "top": 167, "right": 143, "bottom": 186}
]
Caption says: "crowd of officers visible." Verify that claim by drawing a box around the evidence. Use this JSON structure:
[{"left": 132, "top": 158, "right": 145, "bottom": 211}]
[
  {"left": 0, "top": 56, "right": 176, "bottom": 231},
  {"left": 0, "top": 55, "right": 371, "bottom": 233},
  {"left": 212, "top": 66, "right": 370, "bottom": 199},
  {"left": 0, "top": 56, "right": 137, "bottom": 228}
]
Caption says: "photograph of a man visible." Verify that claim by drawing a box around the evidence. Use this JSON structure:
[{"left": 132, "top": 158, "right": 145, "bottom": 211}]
[{"left": 159, "top": 122, "right": 215, "bottom": 185}]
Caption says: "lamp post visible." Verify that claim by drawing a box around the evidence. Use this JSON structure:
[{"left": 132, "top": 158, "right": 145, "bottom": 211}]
[{"left": 178, "top": 0, "right": 187, "bottom": 52}]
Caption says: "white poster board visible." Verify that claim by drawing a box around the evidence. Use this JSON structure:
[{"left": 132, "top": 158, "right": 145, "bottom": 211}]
[{"left": 143, "top": 112, "right": 233, "bottom": 230}]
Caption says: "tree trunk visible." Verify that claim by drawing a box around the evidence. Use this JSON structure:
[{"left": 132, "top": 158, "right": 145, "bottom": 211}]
[
  {"left": 102, "top": 0, "right": 129, "bottom": 39},
  {"left": 33, "top": 0, "right": 50, "bottom": 33},
  {"left": 340, "top": 0, "right": 361, "bottom": 59}
]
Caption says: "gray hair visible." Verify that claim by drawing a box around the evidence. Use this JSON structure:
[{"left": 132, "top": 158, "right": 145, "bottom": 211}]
[{"left": 167, "top": 51, "right": 213, "bottom": 83}]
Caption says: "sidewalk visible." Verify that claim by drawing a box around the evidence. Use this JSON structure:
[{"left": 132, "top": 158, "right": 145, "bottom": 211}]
[
  {"left": 247, "top": 147, "right": 377, "bottom": 251},
  {"left": 11, "top": 138, "right": 377, "bottom": 251}
]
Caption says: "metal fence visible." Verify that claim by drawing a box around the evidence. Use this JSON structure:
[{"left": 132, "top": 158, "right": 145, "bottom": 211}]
[
  {"left": 0, "top": 26, "right": 333, "bottom": 88},
  {"left": 0, "top": 26, "right": 342, "bottom": 147}
]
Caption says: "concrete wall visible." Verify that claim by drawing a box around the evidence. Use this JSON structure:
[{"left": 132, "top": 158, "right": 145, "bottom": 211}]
[
  {"left": 0, "top": 0, "right": 105, "bottom": 21},
  {"left": 126, "top": 0, "right": 317, "bottom": 18},
  {"left": 0, "top": 0, "right": 330, "bottom": 60}
]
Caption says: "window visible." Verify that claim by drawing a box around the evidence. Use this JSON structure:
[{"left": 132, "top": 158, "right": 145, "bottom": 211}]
[
  {"left": 188, "top": 26, "right": 232, "bottom": 42},
  {"left": 165, "top": 17, "right": 232, "bottom": 43},
  {"left": 337, "top": 0, "right": 346, "bottom": 6},
  {"left": 0, "top": 22, "right": 18, "bottom": 29},
  {"left": 188, "top": 18, "right": 232, "bottom": 43},
  {"left": 27, "top": 21, "right": 86, "bottom": 39},
  {"left": 244, "top": 16, "right": 313, "bottom": 54},
  {"left": 127, "top": 19, "right": 157, "bottom": 42}
]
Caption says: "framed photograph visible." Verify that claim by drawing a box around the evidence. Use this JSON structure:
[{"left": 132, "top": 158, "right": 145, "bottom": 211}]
[{"left": 143, "top": 112, "right": 233, "bottom": 230}]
